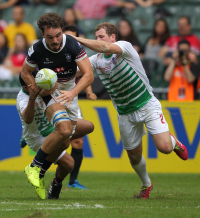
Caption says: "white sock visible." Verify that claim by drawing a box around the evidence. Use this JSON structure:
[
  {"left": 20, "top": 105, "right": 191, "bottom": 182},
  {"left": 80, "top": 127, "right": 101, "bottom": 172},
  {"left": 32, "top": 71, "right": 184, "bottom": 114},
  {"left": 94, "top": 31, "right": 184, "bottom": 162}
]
[
  {"left": 170, "top": 135, "right": 176, "bottom": 150},
  {"left": 132, "top": 156, "right": 151, "bottom": 187}
]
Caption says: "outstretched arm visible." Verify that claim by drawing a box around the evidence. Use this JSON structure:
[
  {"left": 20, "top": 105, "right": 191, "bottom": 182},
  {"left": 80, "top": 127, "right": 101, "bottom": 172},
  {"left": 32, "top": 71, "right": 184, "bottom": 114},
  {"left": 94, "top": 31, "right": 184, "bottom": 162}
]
[{"left": 74, "top": 37, "right": 122, "bottom": 54}]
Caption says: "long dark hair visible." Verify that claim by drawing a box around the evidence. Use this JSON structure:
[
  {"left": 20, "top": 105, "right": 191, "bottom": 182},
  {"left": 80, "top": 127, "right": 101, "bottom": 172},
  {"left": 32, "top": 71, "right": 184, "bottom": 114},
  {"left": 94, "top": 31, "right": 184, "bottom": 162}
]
[
  {"left": 152, "top": 18, "right": 170, "bottom": 45},
  {"left": 118, "top": 18, "right": 138, "bottom": 43}
]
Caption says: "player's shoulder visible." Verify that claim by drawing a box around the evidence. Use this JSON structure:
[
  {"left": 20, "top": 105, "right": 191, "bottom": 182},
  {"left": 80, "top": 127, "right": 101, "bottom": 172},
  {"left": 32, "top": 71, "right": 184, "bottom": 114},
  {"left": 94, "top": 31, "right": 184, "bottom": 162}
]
[
  {"left": 115, "top": 40, "right": 132, "bottom": 47},
  {"left": 65, "top": 34, "right": 79, "bottom": 46},
  {"left": 28, "top": 39, "right": 44, "bottom": 56},
  {"left": 17, "top": 90, "right": 27, "bottom": 102}
]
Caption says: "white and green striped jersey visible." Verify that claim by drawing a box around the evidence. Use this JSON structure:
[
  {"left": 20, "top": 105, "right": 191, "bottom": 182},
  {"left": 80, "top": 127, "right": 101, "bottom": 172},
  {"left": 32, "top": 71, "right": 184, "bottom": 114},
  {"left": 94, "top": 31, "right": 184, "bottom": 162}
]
[
  {"left": 89, "top": 41, "right": 153, "bottom": 115},
  {"left": 16, "top": 89, "right": 54, "bottom": 141}
]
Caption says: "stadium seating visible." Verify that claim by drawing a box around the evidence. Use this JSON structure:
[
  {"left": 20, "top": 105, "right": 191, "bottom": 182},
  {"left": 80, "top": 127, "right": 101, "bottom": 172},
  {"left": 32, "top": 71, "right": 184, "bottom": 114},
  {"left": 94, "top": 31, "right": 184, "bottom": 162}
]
[{"left": 1, "top": 0, "right": 199, "bottom": 99}]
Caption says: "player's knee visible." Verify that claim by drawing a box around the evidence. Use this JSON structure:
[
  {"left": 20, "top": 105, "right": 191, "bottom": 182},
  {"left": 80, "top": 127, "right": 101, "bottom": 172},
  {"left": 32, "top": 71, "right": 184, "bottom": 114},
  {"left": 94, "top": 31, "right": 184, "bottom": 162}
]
[
  {"left": 87, "top": 122, "right": 94, "bottom": 134},
  {"left": 158, "top": 142, "right": 173, "bottom": 154},
  {"left": 58, "top": 123, "right": 72, "bottom": 140},
  {"left": 71, "top": 138, "right": 83, "bottom": 149}
]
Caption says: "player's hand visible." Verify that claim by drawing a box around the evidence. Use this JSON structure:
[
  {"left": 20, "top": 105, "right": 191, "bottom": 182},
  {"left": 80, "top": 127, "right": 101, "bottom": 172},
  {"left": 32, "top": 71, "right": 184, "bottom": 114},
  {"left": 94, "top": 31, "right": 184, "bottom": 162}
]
[
  {"left": 28, "top": 84, "right": 41, "bottom": 99},
  {"left": 56, "top": 90, "right": 76, "bottom": 108},
  {"left": 39, "top": 83, "right": 59, "bottom": 97},
  {"left": 87, "top": 92, "right": 97, "bottom": 100}
]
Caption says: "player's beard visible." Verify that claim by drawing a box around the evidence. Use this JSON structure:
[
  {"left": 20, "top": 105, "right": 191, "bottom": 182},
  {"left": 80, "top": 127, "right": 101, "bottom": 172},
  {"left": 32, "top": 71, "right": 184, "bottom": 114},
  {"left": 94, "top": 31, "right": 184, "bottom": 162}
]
[{"left": 48, "top": 41, "right": 63, "bottom": 52}]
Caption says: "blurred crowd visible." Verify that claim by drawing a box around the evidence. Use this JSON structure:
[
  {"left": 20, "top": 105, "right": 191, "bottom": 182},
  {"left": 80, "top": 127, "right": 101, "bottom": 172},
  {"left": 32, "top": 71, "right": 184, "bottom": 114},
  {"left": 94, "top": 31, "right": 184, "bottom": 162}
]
[{"left": 0, "top": 0, "right": 199, "bottom": 100}]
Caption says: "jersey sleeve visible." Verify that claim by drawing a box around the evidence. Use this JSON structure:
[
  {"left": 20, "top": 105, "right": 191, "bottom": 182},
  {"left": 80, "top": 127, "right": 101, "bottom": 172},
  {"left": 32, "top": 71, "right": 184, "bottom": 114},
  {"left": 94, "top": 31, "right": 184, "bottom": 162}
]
[
  {"left": 25, "top": 45, "right": 38, "bottom": 68},
  {"left": 17, "top": 92, "right": 29, "bottom": 114},
  {"left": 114, "top": 41, "right": 139, "bottom": 59},
  {"left": 89, "top": 55, "right": 97, "bottom": 74},
  {"left": 66, "top": 35, "right": 87, "bottom": 62}
]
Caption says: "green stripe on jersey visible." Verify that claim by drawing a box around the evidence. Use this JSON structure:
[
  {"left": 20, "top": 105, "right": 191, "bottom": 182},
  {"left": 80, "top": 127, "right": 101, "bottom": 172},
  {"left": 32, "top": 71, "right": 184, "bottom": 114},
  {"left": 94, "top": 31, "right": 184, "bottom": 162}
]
[
  {"left": 117, "top": 90, "right": 152, "bottom": 115},
  {"left": 103, "top": 66, "right": 133, "bottom": 87},
  {"left": 110, "top": 79, "right": 143, "bottom": 99},
  {"left": 112, "top": 84, "right": 146, "bottom": 104}
]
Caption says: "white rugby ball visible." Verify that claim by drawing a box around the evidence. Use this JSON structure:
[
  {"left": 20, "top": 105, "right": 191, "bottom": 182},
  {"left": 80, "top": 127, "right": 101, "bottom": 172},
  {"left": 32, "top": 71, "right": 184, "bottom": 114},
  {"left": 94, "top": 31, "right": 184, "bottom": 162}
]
[{"left": 35, "top": 68, "right": 57, "bottom": 90}]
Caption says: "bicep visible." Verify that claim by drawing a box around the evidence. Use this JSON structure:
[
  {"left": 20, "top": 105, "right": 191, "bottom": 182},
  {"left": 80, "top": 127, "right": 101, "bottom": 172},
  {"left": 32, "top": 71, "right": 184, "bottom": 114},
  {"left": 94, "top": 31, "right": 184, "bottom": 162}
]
[
  {"left": 109, "top": 44, "right": 123, "bottom": 55},
  {"left": 76, "top": 57, "right": 93, "bottom": 75},
  {"left": 22, "top": 61, "right": 36, "bottom": 75}
]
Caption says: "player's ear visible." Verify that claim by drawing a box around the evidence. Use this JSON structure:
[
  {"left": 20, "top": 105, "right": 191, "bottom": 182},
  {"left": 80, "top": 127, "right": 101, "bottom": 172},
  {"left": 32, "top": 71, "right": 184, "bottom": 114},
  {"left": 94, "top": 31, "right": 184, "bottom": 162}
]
[{"left": 111, "top": 34, "right": 116, "bottom": 42}]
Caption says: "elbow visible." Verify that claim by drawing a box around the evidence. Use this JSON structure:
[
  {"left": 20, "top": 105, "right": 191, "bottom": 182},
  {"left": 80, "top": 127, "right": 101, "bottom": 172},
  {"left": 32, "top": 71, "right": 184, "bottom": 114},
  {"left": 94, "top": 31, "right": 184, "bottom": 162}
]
[
  {"left": 164, "top": 74, "right": 170, "bottom": 82},
  {"left": 24, "top": 118, "right": 33, "bottom": 124}
]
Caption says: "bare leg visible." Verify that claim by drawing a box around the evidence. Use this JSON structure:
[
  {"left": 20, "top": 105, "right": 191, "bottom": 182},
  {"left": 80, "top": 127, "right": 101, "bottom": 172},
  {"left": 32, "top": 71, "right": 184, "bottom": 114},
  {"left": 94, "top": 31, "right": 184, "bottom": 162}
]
[{"left": 71, "top": 119, "right": 94, "bottom": 140}]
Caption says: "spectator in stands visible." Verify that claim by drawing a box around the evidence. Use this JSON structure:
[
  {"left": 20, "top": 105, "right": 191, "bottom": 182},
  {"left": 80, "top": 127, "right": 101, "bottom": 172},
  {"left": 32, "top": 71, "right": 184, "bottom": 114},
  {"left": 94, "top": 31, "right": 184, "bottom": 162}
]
[
  {"left": 164, "top": 39, "right": 198, "bottom": 101},
  {"left": 33, "top": 0, "right": 59, "bottom": 5},
  {"left": 4, "top": 33, "right": 28, "bottom": 75},
  {"left": 73, "top": 0, "right": 135, "bottom": 20},
  {"left": 0, "top": 33, "right": 8, "bottom": 64},
  {"left": 160, "top": 16, "right": 200, "bottom": 66},
  {"left": 3, "top": 6, "right": 37, "bottom": 49},
  {"left": 142, "top": 18, "right": 170, "bottom": 58},
  {"left": 118, "top": 18, "right": 141, "bottom": 53},
  {"left": 0, "top": 0, "right": 29, "bottom": 10},
  {"left": 63, "top": 8, "right": 84, "bottom": 38}
]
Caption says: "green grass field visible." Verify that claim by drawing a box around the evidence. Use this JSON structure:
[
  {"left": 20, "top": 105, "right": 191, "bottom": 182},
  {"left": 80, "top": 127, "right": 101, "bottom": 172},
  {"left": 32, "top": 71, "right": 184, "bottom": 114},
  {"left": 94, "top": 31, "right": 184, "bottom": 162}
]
[{"left": 0, "top": 172, "right": 199, "bottom": 218}]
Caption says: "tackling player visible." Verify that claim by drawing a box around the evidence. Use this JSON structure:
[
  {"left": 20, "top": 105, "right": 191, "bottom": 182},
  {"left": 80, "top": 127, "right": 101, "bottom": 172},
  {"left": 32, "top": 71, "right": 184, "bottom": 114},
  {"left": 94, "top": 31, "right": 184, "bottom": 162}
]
[
  {"left": 58, "top": 22, "right": 189, "bottom": 199},
  {"left": 17, "top": 73, "right": 94, "bottom": 199},
  {"left": 21, "top": 13, "right": 93, "bottom": 189}
]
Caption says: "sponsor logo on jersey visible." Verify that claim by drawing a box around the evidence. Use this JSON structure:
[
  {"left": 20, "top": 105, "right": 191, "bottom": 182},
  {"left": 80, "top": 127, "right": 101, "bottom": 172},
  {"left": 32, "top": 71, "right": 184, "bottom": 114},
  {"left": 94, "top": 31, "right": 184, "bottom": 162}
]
[
  {"left": 44, "top": 58, "right": 53, "bottom": 64},
  {"left": 65, "top": 53, "right": 72, "bottom": 62},
  {"left": 54, "top": 67, "right": 73, "bottom": 75}
]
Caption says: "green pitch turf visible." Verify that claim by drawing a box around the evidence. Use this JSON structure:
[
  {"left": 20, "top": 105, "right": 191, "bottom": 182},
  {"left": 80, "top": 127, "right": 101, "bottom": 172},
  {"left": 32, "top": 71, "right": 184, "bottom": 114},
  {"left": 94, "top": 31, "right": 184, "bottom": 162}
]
[{"left": 0, "top": 172, "right": 199, "bottom": 218}]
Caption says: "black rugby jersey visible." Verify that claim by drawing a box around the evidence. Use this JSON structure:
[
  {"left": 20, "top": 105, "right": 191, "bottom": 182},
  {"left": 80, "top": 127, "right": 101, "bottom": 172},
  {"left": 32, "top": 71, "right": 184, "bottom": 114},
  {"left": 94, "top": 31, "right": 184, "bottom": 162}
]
[{"left": 26, "top": 34, "right": 87, "bottom": 83}]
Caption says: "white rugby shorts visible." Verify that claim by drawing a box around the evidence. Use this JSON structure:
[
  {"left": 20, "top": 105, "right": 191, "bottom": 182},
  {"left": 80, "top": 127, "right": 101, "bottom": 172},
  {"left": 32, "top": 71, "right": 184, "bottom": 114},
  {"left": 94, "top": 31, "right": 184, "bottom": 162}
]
[
  {"left": 118, "top": 96, "right": 169, "bottom": 150},
  {"left": 26, "top": 136, "right": 66, "bottom": 164}
]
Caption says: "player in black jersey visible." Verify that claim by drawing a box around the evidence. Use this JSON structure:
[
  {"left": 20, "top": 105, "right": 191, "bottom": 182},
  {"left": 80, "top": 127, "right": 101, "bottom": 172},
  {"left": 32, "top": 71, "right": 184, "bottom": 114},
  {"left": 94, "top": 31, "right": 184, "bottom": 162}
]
[{"left": 21, "top": 13, "right": 94, "bottom": 192}]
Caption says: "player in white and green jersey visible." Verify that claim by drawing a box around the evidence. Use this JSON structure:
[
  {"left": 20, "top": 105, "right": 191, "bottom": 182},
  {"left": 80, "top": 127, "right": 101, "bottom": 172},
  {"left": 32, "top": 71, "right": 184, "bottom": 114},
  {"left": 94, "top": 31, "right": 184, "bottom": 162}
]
[
  {"left": 16, "top": 79, "right": 74, "bottom": 200},
  {"left": 58, "top": 22, "right": 189, "bottom": 199}
]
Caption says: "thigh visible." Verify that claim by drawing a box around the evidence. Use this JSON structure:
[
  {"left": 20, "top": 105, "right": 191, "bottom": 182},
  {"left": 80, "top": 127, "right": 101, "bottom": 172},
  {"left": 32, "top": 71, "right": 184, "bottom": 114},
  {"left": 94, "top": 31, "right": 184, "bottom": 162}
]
[
  {"left": 119, "top": 114, "right": 145, "bottom": 151},
  {"left": 144, "top": 97, "right": 169, "bottom": 135}
]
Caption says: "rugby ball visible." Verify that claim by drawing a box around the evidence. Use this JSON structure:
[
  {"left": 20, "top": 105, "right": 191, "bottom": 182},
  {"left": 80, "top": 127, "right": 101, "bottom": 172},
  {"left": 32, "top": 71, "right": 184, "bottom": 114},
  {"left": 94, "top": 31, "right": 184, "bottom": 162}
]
[{"left": 35, "top": 68, "right": 57, "bottom": 90}]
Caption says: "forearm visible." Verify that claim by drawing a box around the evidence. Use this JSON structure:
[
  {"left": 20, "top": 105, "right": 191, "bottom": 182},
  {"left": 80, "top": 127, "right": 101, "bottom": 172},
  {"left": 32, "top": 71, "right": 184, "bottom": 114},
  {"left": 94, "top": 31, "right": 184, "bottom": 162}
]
[
  {"left": 184, "top": 66, "right": 196, "bottom": 83},
  {"left": 75, "top": 37, "right": 111, "bottom": 53},
  {"left": 0, "top": 0, "right": 18, "bottom": 9},
  {"left": 72, "top": 72, "right": 94, "bottom": 96},
  {"left": 22, "top": 99, "right": 36, "bottom": 124},
  {"left": 85, "top": 85, "right": 93, "bottom": 94},
  {"left": 164, "top": 60, "right": 176, "bottom": 82}
]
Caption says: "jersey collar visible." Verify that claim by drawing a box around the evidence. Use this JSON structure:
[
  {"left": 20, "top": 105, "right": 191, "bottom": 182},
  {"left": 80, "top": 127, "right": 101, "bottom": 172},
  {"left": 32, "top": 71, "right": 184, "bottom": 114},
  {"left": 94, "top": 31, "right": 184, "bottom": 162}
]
[
  {"left": 22, "top": 88, "right": 29, "bottom": 95},
  {"left": 104, "top": 54, "right": 112, "bottom": 59},
  {"left": 42, "top": 34, "right": 66, "bottom": 53}
]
